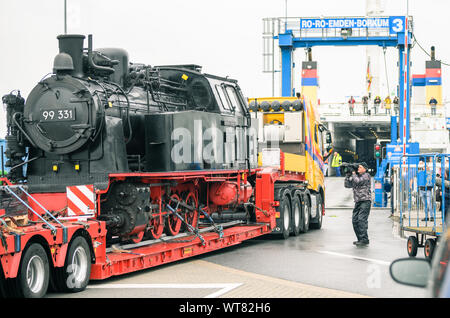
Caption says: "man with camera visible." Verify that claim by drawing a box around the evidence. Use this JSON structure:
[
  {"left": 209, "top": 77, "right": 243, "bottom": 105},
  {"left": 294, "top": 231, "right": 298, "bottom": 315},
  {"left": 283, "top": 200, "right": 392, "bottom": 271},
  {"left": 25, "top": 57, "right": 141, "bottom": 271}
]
[{"left": 344, "top": 162, "right": 371, "bottom": 246}]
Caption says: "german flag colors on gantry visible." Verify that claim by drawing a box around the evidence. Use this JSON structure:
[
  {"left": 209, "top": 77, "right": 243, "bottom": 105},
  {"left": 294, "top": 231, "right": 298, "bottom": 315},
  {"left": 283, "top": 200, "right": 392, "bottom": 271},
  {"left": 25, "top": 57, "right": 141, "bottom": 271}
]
[
  {"left": 425, "top": 60, "right": 442, "bottom": 105},
  {"left": 301, "top": 61, "right": 318, "bottom": 108}
]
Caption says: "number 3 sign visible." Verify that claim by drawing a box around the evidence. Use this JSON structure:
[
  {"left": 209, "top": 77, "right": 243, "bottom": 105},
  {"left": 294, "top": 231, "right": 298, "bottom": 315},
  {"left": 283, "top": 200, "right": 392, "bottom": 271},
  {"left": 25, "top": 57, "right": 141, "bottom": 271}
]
[{"left": 389, "top": 16, "right": 406, "bottom": 34}]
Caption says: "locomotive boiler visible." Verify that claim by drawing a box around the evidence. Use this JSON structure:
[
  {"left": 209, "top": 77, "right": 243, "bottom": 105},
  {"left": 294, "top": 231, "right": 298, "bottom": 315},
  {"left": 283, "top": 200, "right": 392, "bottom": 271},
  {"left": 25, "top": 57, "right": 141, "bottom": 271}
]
[{"left": 2, "top": 34, "right": 258, "bottom": 241}]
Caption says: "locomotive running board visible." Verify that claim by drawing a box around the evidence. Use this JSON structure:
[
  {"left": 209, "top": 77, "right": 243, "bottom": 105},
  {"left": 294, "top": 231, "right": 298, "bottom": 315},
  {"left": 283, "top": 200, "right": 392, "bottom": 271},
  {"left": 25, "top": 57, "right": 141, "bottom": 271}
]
[{"left": 106, "top": 220, "right": 245, "bottom": 252}]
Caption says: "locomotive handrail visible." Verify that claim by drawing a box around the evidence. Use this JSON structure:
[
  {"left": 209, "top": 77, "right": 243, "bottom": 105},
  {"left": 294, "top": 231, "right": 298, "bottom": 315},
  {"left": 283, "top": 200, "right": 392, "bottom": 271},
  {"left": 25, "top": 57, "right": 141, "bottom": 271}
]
[
  {"left": 12, "top": 112, "right": 38, "bottom": 149},
  {"left": 9, "top": 156, "right": 41, "bottom": 172}
]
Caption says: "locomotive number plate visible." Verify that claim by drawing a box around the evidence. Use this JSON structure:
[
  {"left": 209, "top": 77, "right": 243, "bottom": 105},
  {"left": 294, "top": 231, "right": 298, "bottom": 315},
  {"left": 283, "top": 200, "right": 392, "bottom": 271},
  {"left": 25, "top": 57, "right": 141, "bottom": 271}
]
[{"left": 40, "top": 108, "right": 76, "bottom": 122}]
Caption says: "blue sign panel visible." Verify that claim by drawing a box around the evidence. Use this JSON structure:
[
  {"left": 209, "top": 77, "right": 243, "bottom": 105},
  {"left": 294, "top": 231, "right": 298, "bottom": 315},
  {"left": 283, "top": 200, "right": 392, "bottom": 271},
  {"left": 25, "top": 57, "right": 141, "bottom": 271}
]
[
  {"left": 388, "top": 16, "right": 406, "bottom": 33},
  {"left": 300, "top": 16, "right": 406, "bottom": 34}
]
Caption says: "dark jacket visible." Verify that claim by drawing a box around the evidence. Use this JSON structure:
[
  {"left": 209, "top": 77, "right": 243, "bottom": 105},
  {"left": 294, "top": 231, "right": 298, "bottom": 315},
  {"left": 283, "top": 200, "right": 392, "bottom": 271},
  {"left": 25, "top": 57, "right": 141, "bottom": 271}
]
[
  {"left": 429, "top": 98, "right": 438, "bottom": 106},
  {"left": 344, "top": 172, "right": 372, "bottom": 202},
  {"left": 436, "top": 177, "right": 450, "bottom": 208}
]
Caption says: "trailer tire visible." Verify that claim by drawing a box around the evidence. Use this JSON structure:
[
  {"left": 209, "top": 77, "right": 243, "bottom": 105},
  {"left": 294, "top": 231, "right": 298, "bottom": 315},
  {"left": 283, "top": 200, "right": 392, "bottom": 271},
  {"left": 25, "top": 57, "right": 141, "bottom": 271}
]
[
  {"left": 310, "top": 194, "right": 323, "bottom": 230},
  {"left": 424, "top": 238, "right": 436, "bottom": 260},
  {"left": 291, "top": 194, "right": 302, "bottom": 236},
  {"left": 18, "top": 243, "right": 50, "bottom": 298},
  {"left": 277, "top": 189, "right": 291, "bottom": 239},
  {"left": 407, "top": 236, "right": 418, "bottom": 257},
  {"left": 53, "top": 236, "right": 91, "bottom": 293},
  {"left": 300, "top": 193, "right": 311, "bottom": 233}
]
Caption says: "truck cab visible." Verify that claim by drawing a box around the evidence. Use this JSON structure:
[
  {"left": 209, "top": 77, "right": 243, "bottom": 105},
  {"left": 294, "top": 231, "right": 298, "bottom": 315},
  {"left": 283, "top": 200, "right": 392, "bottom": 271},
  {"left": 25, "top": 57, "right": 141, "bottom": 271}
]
[{"left": 248, "top": 96, "right": 331, "bottom": 238}]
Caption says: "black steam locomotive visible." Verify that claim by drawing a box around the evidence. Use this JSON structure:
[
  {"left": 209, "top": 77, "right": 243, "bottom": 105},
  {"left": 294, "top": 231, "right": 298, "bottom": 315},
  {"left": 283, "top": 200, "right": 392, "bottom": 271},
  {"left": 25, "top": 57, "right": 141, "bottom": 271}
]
[
  {"left": 1, "top": 35, "right": 259, "bottom": 241},
  {"left": 2, "top": 34, "right": 257, "bottom": 194}
]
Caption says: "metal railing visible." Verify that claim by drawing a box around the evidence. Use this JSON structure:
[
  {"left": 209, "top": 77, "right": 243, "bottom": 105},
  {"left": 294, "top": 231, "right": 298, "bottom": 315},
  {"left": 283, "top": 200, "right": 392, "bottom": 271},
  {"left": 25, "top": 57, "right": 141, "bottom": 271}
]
[
  {"left": 393, "top": 154, "right": 449, "bottom": 237},
  {"left": 318, "top": 102, "right": 446, "bottom": 118},
  {"left": 0, "top": 184, "right": 67, "bottom": 242}
]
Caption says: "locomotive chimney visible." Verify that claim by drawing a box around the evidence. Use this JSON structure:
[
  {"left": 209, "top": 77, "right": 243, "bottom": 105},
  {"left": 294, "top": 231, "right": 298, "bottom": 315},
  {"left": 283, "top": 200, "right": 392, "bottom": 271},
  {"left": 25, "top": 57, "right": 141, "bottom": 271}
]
[{"left": 56, "top": 34, "right": 85, "bottom": 77}]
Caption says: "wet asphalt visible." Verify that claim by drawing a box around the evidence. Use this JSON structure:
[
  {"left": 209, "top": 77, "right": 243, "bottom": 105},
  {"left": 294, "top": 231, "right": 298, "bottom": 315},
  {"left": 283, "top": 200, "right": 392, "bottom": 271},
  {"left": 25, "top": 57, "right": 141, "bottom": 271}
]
[{"left": 200, "top": 177, "right": 425, "bottom": 298}]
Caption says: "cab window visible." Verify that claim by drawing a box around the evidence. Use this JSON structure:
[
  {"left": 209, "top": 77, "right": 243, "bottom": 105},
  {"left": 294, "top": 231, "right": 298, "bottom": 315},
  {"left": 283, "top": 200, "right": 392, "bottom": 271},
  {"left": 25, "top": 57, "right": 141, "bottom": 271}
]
[
  {"left": 215, "top": 85, "right": 232, "bottom": 112},
  {"left": 224, "top": 85, "right": 243, "bottom": 114},
  {"left": 192, "top": 81, "right": 210, "bottom": 107},
  {"left": 314, "top": 125, "right": 318, "bottom": 144},
  {"left": 318, "top": 129, "right": 324, "bottom": 154}
]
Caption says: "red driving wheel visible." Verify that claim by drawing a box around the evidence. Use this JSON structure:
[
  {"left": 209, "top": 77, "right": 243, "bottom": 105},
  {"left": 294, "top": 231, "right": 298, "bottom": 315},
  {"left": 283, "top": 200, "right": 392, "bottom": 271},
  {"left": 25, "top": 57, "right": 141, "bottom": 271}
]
[
  {"left": 130, "top": 231, "right": 145, "bottom": 244},
  {"left": 148, "top": 209, "right": 164, "bottom": 240},
  {"left": 182, "top": 191, "right": 199, "bottom": 231}
]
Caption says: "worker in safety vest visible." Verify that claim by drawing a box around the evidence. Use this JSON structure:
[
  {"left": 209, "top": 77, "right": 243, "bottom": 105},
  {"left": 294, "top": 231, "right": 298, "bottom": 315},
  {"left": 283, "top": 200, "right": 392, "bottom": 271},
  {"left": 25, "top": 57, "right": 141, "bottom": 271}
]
[
  {"left": 384, "top": 96, "right": 391, "bottom": 115},
  {"left": 331, "top": 152, "right": 342, "bottom": 177}
]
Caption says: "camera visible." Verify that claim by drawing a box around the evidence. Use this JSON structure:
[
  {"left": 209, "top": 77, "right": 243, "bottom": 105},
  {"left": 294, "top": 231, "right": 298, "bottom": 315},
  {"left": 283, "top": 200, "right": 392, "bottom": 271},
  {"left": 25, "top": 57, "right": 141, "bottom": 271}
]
[{"left": 341, "top": 162, "right": 361, "bottom": 175}]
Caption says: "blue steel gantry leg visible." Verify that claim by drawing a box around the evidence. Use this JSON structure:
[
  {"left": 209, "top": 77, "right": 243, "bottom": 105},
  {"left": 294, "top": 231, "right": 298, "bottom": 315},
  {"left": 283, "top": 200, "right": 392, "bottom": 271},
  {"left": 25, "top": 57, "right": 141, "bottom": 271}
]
[
  {"left": 279, "top": 31, "right": 294, "bottom": 97},
  {"left": 398, "top": 35, "right": 411, "bottom": 145}
]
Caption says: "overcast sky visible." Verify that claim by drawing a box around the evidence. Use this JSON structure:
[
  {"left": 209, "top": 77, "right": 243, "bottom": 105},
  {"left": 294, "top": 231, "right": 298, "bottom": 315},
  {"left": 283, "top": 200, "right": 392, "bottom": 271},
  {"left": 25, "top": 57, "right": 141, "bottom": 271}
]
[{"left": 1, "top": 0, "right": 449, "bottom": 111}]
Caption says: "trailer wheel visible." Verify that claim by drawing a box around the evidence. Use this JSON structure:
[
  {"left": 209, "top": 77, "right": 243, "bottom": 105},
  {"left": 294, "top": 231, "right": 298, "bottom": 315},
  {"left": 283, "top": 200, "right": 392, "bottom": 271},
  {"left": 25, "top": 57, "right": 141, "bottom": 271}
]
[
  {"left": 310, "top": 194, "right": 323, "bottom": 230},
  {"left": 407, "top": 236, "right": 418, "bottom": 257},
  {"left": 18, "top": 243, "right": 50, "bottom": 298},
  {"left": 424, "top": 238, "right": 436, "bottom": 260},
  {"left": 291, "top": 194, "right": 302, "bottom": 236},
  {"left": 277, "top": 189, "right": 291, "bottom": 239},
  {"left": 53, "top": 236, "right": 91, "bottom": 293},
  {"left": 300, "top": 194, "right": 311, "bottom": 233}
]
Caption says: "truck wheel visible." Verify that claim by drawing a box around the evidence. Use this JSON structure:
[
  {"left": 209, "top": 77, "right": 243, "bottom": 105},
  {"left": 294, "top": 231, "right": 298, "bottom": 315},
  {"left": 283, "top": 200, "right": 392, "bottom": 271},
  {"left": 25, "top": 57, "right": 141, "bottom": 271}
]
[
  {"left": 407, "top": 236, "right": 418, "bottom": 257},
  {"left": 300, "top": 194, "right": 311, "bottom": 233},
  {"left": 53, "top": 236, "right": 91, "bottom": 293},
  {"left": 310, "top": 194, "right": 323, "bottom": 230},
  {"left": 277, "top": 189, "right": 291, "bottom": 239},
  {"left": 424, "top": 238, "right": 436, "bottom": 260},
  {"left": 18, "top": 243, "right": 50, "bottom": 298},
  {"left": 291, "top": 194, "right": 302, "bottom": 236}
]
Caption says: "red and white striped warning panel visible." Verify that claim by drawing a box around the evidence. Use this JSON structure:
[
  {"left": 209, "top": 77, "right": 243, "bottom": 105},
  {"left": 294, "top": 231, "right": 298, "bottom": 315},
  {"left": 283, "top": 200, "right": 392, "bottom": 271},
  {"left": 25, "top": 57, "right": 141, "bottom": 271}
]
[{"left": 63, "top": 184, "right": 96, "bottom": 219}]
